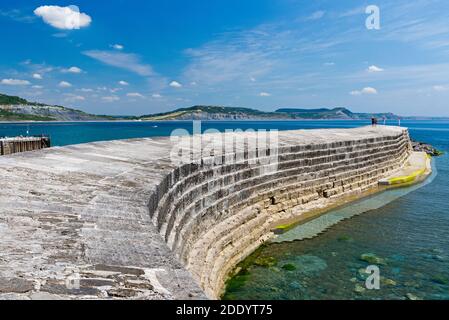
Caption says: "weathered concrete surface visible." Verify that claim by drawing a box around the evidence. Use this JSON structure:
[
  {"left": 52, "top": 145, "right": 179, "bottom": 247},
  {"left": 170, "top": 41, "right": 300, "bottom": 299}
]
[
  {"left": 0, "top": 137, "right": 205, "bottom": 300},
  {"left": 0, "top": 126, "right": 411, "bottom": 299}
]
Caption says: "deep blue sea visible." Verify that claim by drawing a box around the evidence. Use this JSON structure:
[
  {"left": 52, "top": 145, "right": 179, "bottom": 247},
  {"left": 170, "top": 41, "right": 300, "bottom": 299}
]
[
  {"left": 1, "top": 120, "right": 448, "bottom": 300},
  {"left": 0, "top": 120, "right": 410, "bottom": 146}
]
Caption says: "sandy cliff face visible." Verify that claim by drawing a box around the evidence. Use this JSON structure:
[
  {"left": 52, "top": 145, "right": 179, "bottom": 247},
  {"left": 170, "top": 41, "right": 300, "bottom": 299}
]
[{"left": 0, "top": 105, "right": 102, "bottom": 121}]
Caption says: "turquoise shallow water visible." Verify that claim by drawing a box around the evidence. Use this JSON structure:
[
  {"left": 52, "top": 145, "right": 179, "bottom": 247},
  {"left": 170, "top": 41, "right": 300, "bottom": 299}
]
[
  {"left": 1, "top": 120, "right": 448, "bottom": 300},
  {"left": 272, "top": 164, "right": 437, "bottom": 244}
]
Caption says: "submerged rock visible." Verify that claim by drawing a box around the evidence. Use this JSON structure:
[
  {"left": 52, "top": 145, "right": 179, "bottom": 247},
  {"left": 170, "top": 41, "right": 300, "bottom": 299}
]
[
  {"left": 337, "top": 235, "right": 354, "bottom": 242},
  {"left": 282, "top": 264, "right": 297, "bottom": 271},
  {"left": 254, "top": 256, "right": 278, "bottom": 268},
  {"left": 293, "top": 255, "right": 328, "bottom": 275},
  {"left": 431, "top": 275, "right": 448, "bottom": 285},
  {"left": 360, "top": 253, "right": 387, "bottom": 265},
  {"left": 269, "top": 267, "right": 281, "bottom": 273},
  {"left": 357, "top": 268, "right": 371, "bottom": 281},
  {"left": 381, "top": 277, "right": 397, "bottom": 286},
  {"left": 354, "top": 284, "right": 366, "bottom": 294},
  {"left": 406, "top": 293, "right": 421, "bottom": 300}
]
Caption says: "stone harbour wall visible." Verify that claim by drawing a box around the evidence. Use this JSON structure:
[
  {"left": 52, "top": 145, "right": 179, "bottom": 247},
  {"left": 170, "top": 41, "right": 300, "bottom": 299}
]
[
  {"left": 0, "top": 126, "right": 411, "bottom": 300},
  {"left": 148, "top": 126, "right": 411, "bottom": 299}
]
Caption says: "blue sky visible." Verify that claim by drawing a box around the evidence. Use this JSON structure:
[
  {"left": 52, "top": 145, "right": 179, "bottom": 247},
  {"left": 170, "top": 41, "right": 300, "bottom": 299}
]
[{"left": 1, "top": 0, "right": 449, "bottom": 116}]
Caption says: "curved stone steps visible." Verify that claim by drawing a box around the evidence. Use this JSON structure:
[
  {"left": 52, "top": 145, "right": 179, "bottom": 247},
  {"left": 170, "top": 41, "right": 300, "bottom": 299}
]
[
  {"left": 152, "top": 133, "right": 406, "bottom": 230},
  {"left": 155, "top": 135, "right": 408, "bottom": 249},
  {"left": 145, "top": 128, "right": 411, "bottom": 298},
  {"left": 169, "top": 140, "right": 409, "bottom": 261}
]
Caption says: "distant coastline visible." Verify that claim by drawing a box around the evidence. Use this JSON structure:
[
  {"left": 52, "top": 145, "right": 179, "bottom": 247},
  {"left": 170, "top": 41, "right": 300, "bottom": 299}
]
[
  {"left": 2, "top": 118, "right": 449, "bottom": 125},
  {"left": 1, "top": 92, "right": 448, "bottom": 122}
]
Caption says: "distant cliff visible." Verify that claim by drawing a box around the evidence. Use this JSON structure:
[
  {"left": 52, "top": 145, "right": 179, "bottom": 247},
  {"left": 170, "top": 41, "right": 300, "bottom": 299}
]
[
  {"left": 139, "top": 106, "right": 282, "bottom": 120},
  {"left": 139, "top": 106, "right": 401, "bottom": 121},
  {"left": 0, "top": 93, "right": 110, "bottom": 121},
  {"left": 0, "top": 93, "right": 404, "bottom": 122},
  {"left": 275, "top": 107, "right": 400, "bottom": 120}
]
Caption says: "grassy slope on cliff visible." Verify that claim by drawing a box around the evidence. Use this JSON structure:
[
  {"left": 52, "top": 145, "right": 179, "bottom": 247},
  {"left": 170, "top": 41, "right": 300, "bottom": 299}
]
[
  {"left": 0, "top": 93, "right": 48, "bottom": 107},
  {"left": 139, "top": 106, "right": 283, "bottom": 120},
  {"left": 0, "top": 93, "right": 112, "bottom": 121},
  {"left": 139, "top": 106, "right": 401, "bottom": 120},
  {"left": 0, "top": 109, "right": 55, "bottom": 121}
]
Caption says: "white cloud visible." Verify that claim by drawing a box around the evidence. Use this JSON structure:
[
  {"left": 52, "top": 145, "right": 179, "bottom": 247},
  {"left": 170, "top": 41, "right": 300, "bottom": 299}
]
[
  {"left": 64, "top": 94, "right": 85, "bottom": 102},
  {"left": 52, "top": 32, "right": 67, "bottom": 38},
  {"left": 324, "top": 62, "right": 335, "bottom": 66},
  {"left": 32, "top": 85, "right": 44, "bottom": 89},
  {"left": 305, "top": 11, "right": 326, "bottom": 21},
  {"left": 362, "top": 87, "right": 378, "bottom": 94},
  {"left": 152, "top": 93, "right": 162, "bottom": 98},
  {"left": 118, "top": 80, "right": 129, "bottom": 86},
  {"left": 181, "top": 20, "right": 350, "bottom": 89},
  {"left": 1, "top": 79, "right": 30, "bottom": 86},
  {"left": 59, "top": 81, "right": 72, "bottom": 88},
  {"left": 367, "top": 65, "right": 384, "bottom": 72},
  {"left": 259, "top": 92, "right": 271, "bottom": 97},
  {"left": 78, "top": 88, "right": 94, "bottom": 92},
  {"left": 339, "top": 6, "right": 365, "bottom": 18},
  {"left": 250, "top": 77, "right": 256, "bottom": 82},
  {"left": 433, "top": 85, "right": 448, "bottom": 92},
  {"left": 32, "top": 73, "right": 43, "bottom": 79},
  {"left": 102, "top": 96, "right": 120, "bottom": 102},
  {"left": 83, "top": 50, "right": 154, "bottom": 76},
  {"left": 127, "top": 92, "right": 145, "bottom": 98},
  {"left": 62, "top": 66, "right": 82, "bottom": 74},
  {"left": 0, "top": 9, "right": 36, "bottom": 23},
  {"left": 34, "top": 5, "right": 91, "bottom": 30},
  {"left": 350, "top": 87, "right": 378, "bottom": 95},
  {"left": 169, "top": 81, "right": 182, "bottom": 88},
  {"left": 111, "top": 44, "right": 124, "bottom": 50}
]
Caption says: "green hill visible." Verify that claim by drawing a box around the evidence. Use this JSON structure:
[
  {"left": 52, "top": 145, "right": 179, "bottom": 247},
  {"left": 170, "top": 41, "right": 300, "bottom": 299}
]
[
  {"left": 0, "top": 93, "right": 404, "bottom": 122},
  {"left": 139, "top": 105, "right": 401, "bottom": 121},
  {"left": 139, "top": 106, "right": 280, "bottom": 120},
  {"left": 0, "top": 93, "right": 30, "bottom": 106},
  {"left": 275, "top": 107, "right": 399, "bottom": 120}
]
